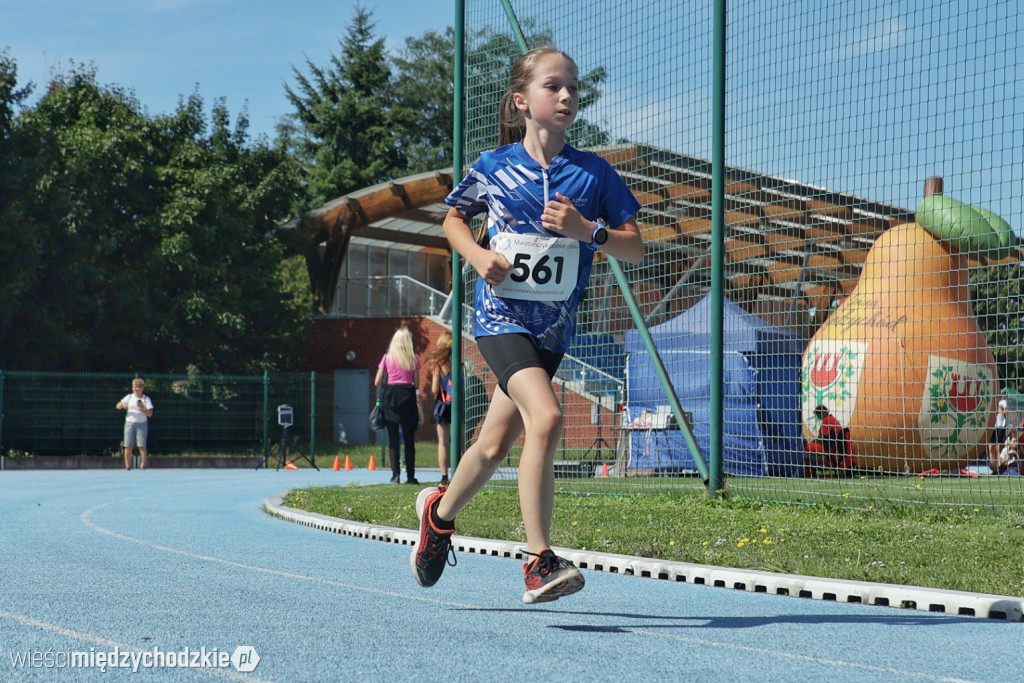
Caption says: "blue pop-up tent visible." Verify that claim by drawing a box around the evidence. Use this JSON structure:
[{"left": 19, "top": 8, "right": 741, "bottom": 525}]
[{"left": 623, "top": 294, "right": 806, "bottom": 476}]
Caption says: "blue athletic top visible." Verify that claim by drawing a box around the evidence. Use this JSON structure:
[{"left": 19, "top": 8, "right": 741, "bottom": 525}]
[
  {"left": 438, "top": 374, "right": 452, "bottom": 405},
  {"left": 445, "top": 142, "right": 640, "bottom": 352}
]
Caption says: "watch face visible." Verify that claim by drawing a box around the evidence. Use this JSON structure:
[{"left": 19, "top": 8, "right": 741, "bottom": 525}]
[{"left": 593, "top": 227, "right": 609, "bottom": 245}]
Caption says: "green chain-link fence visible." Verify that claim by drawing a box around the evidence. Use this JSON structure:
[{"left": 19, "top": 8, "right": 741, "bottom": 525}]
[
  {"left": 458, "top": 1, "right": 1024, "bottom": 510},
  {"left": 0, "top": 370, "right": 334, "bottom": 466}
]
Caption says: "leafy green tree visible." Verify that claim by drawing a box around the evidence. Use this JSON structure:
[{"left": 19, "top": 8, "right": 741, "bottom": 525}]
[
  {"left": 0, "top": 51, "right": 37, "bottom": 338},
  {"left": 0, "top": 66, "right": 152, "bottom": 371},
  {"left": 0, "top": 63, "right": 305, "bottom": 373},
  {"left": 0, "top": 49, "right": 32, "bottom": 159},
  {"left": 283, "top": 12, "right": 611, "bottom": 199},
  {"left": 971, "top": 262, "right": 1024, "bottom": 393},
  {"left": 143, "top": 95, "right": 307, "bottom": 373},
  {"left": 283, "top": 6, "right": 412, "bottom": 208},
  {"left": 391, "top": 28, "right": 455, "bottom": 173}
]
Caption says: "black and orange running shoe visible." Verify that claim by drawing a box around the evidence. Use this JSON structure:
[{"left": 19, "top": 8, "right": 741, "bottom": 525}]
[
  {"left": 522, "top": 548, "right": 585, "bottom": 604},
  {"left": 410, "top": 487, "right": 456, "bottom": 587}
]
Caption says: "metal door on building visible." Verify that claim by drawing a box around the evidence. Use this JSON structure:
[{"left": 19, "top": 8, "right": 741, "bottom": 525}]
[{"left": 333, "top": 369, "right": 370, "bottom": 444}]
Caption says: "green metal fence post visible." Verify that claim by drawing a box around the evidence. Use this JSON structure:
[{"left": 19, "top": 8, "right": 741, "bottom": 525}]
[
  {"left": 708, "top": 0, "right": 727, "bottom": 498},
  {"left": 560, "top": 382, "right": 566, "bottom": 460},
  {"left": 450, "top": 0, "right": 466, "bottom": 469},
  {"left": 309, "top": 371, "right": 316, "bottom": 468},
  {"left": 0, "top": 369, "right": 4, "bottom": 456},
  {"left": 262, "top": 370, "right": 270, "bottom": 468},
  {"left": 499, "top": 0, "right": 529, "bottom": 52},
  {"left": 608, "top": 257, "right": 709, "bottom": 483}
]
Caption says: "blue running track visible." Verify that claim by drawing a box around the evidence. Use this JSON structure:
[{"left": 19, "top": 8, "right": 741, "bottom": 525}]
[{"left": 1, "top": 469, "right": 1020, "bottom": 682}]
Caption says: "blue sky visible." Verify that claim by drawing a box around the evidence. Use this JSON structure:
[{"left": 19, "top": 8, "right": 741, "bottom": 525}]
[
  {"left": 513, "top": 0, "right": 1023, "bottom": 235},
  {"left": 3, "top": 0, "right": 452, "bottom": 141},
  {"left": 5, "top": 0, "right": 1022, "bottom": 236}
]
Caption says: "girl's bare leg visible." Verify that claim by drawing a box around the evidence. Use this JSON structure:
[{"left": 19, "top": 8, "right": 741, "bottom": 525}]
[
  {"left": 436, "top": 387, "right": 523, "bottom": 520},
  {"left": 435, "top": 367, "right": 562, "bottom": 555},
  {"left": 504, "top": 368, "right": 562, "bottom": 553},
  {"left": 436, "top": 423, "right": 450, "bottom": 478}
]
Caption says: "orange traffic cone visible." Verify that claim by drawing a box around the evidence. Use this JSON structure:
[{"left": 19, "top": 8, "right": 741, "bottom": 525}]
[
  {"left": 600, "top": 463, "right": 610, "bottom": 477},
  {"left": 332, "top": 456, "right": 341, "bottom": 471},
  {"left": 343, "top": 455, "right": 353, "bottom": 470},
  {"left": 284, "top": 461, "right": 299, "bottom": 470},
  {"left": 367, "top": 455, "right": 377, "bottom": 471}
]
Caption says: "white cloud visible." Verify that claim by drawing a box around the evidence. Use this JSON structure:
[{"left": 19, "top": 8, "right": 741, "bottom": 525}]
[{"left": 841, "top": 15, "right": 907, "bottom": 60}]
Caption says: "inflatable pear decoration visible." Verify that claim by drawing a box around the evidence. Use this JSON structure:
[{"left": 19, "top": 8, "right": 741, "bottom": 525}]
[{"left": 801, "top": 178, "right": 1013, "bottom": 473}]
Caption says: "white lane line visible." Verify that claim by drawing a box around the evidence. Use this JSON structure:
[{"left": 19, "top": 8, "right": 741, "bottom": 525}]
[
  {"left": 629, "top": 628, "right": 982, "bottom": 683},
  {"left": 80, "top": 499, "right": 463, "bottom": 609},
  {"left": 82, "top": 497, "right": 987, "bottom": 683},
  {"left": 0, "top": 610, "right": 273, "bottom": 683}
]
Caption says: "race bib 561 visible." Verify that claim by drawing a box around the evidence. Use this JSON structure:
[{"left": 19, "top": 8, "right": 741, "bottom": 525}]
[{"left": 492, "top": 233, "right": 580, "bottom": 301}]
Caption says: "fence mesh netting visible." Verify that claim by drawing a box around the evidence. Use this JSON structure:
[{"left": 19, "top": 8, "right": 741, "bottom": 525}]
[
  {"left": 461, "top": 1, "right": 1023, "bottom": 509},
  {"left": 1, "top": 372, "right": 324, "bottom": 464}
]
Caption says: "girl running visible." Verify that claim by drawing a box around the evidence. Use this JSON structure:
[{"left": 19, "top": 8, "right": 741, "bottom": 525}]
[{"left": 411, "top": 46, "right": 644, "bottom": 603}]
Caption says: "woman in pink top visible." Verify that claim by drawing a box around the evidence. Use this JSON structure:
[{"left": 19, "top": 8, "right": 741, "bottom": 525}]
[{"left": 374, "top": 326, "right": 424, "bottom": 483}]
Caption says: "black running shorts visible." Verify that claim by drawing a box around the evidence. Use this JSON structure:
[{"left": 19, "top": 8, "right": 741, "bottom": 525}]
[{"left": 476, "top": 333, "right": 563, "bottom": 396}]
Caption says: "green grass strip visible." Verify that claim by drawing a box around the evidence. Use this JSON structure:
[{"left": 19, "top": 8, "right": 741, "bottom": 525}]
[{"left": 283, "top": 482, "right": 1024, "bottom": 598}]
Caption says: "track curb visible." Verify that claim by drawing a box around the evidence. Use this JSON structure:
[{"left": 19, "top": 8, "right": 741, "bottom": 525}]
[{"left": 264, "top": 493, "right": 1024, "bottom": 622}]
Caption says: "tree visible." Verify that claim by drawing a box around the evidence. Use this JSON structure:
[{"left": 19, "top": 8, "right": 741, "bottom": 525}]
[
  {"left": 0, "top": 50, "right": 32, "bottom": 168},
  {"left": 0, "top": 65, "right": 153, "bottom": 370},
  {"left": 283, "top": 6, "right": 412, "bottom": 208},
  {"left": 971, "top": 262, "right": 1024, "bottom": 393},
  {"left": 391, "top": 28, "right": 455, "bottom": 173},
  {"left": 0, "top": 62, "right": 306, "bottom": 373},
  {"left": 284, "top": 12, "right": 612, "bottom": 198},
  {"left": 0, "top": 51, "right": 37, "bottom": 336},
  {"left": 142, "top": 95, "right": 307, "bottom": 373}
]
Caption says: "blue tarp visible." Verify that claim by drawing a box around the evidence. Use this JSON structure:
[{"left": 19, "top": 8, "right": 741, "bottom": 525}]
[{"left": 623, "top": 294, "right": 806, "bottom": 477}]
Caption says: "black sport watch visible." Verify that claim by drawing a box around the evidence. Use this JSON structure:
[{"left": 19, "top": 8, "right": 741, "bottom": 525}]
[{"left": 590, "top": 226, "right": 609, "bottom": 246}]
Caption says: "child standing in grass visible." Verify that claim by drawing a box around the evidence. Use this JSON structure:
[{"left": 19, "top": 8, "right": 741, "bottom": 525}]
[{"left": 410, "top": 46, "right": 644, "bottom": 603}]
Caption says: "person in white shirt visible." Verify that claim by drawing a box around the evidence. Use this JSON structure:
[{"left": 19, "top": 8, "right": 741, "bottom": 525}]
[
  {"left": 115, "top": 378, "right": 154, "bottom": 470},
  {"left": 990, "top": 429, "right": 1018, "bottom": 475},
  {"left": 988, "top": 394, "right": 1008, "bottom": 464}
]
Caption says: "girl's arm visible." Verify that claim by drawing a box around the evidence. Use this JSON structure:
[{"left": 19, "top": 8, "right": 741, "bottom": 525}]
[
  {"left": 541, "top": 193, "right": 645, "bottom": 264},
  {"left": 443, "top": 208, "right": 513, "bottom": 286},
  {"left": 602, "top": 217, "right": 645, "bottom": 264},
  {"left": 374, "top": 366, "right": 385, "bottom": 387},
  {"left": 431, "top": 368, "right": 441, "bottom": 396}
]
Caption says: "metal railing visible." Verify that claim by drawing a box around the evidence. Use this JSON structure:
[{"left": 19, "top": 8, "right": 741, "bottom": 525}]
[{"left": 328, "top": 276, "right": 450, "bottom": 319}]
